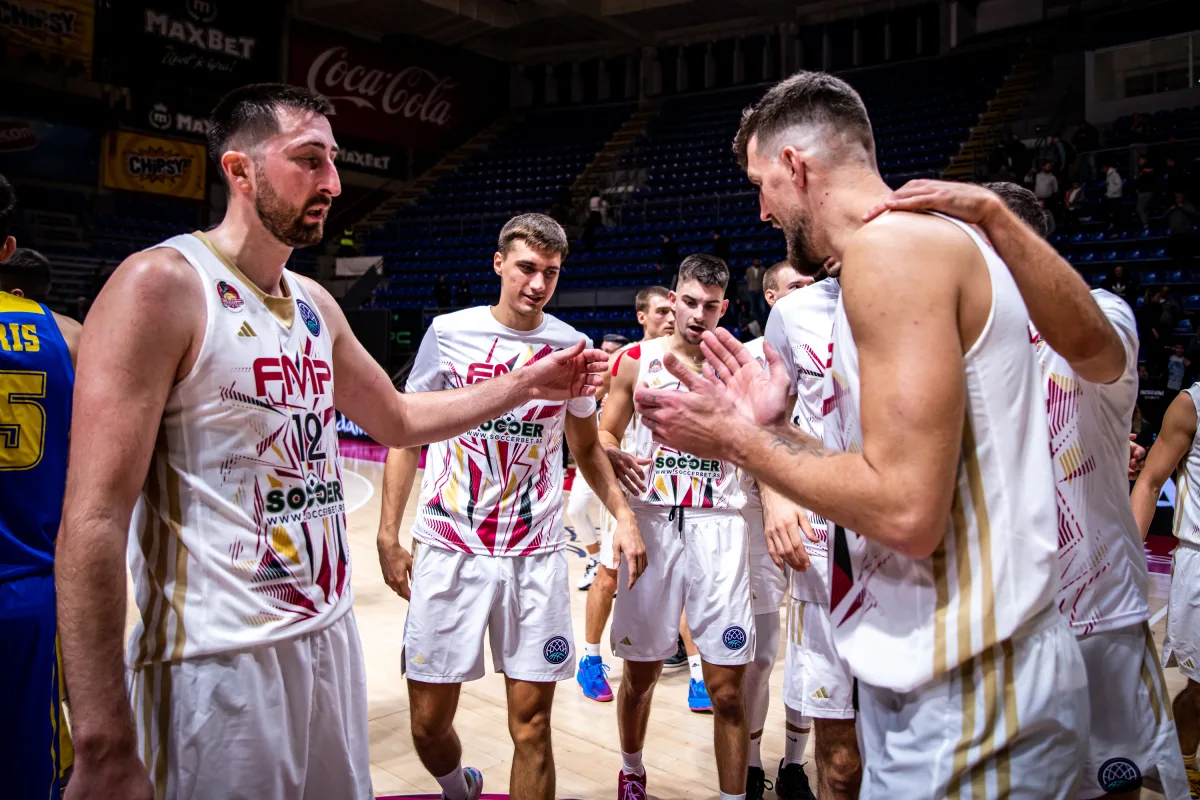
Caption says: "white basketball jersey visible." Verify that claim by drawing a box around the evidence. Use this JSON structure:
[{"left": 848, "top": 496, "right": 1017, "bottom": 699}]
[
  {"left": 406, "top": 306, "right": 595, "bottom": 556},
  {"left": 1173, "top": 384, "right": 1200, "bottom": 545},
  {"left": 128, "top": 233, "right": 351, "bottom": 667},
  {"left": 628, "top": 337, "right": 745, "bottom": 511},
  {"left": 766, "top": 279, "right": 841, "bottom": 603},
  {"left": 740, "top": 337, "right": 768, "bottom": 511},
  {"left": 1036, "top": 289, "right": 1149, "bottom": 635},
  {"left": 823, "top": 214, "right": 1058, "bottom": 693}
]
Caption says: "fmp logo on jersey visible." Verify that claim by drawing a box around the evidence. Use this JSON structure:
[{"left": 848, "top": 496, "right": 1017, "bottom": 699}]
[
  {"left": 216, "top": 280, "right": 244, "bottom": 313},
  {"left": 722, "top": 626, "right": 747, "bottom": 651},
  {"left": 297, "top": 299, "right": 321, "bottom": 337},
  {"left": 543, "top": 636, "right": 570, "bottom": 665}
]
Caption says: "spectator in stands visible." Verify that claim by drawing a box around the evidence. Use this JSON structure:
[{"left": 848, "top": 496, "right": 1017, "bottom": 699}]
[
  {"left": 1139, "top": 286, "right": 1180, "bottom": 370},
  {"left": 1167, "top": 191, "right": 1197, "bottom": 267},
  {"left": 659, "top": 233, "right": 679, "bottom": 287},
  {"left": 1137, "top": 363, "right": 1169, "bottom": 435},
  {"left": 1028, "top": 162, "right": 1059, "bottom": 220},
  {"left": 1104, "top": 164, "right": 1125, "bottom": 228},
  {"left": 1135, "top": 155, "right": 1156, "bottom": 227},
  {"left": 711, "top": 231, "right": 730, "bottom": 262},
  {"left": 1042, "top": 134, "right": 1070, "bottom": 179},
  {"left": 456, "top": 278, "right": 472, "bottom": 307},
  {"left": 1073, "top": 121, "right": 1099, "bottom": 181},
  {"left": 1168, "top": 342, "right": 1192, "bottom": 395},
  {"left": 1065, "top": 180, "right": 1085, "bottom": 226},
  {"left": 434, "top": 273, "right": 453, "bottom": 308},
  {"left": 744, "top": 257, "right": 766, "bottom": 326},
  {"left": 1006, "top": 132, "right": 1032, "bottom": 176},
  {"left": 1100, "top": 264, "right": 1140, "bottom": 308},
  {"left": 992, "top": 162, "right": 1017, "bottom": 184},
  {"left": 0, "top": 247, "right": 52, "bottom": 303}
]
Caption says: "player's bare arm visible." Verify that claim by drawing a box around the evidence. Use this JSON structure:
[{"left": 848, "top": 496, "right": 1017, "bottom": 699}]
[
  {"left": 1132, "top": 391, "right": 1197, "bottom": 538},
  {"left": 376, "top": 445, "right": 422, "bottom": 600},
  {"left": 300, "top": 277, "right": 607, "bottom": 448},
  {"left": 638, "top": 218, "right": 973, "bottom": 559},
  {"left": 53, "top": 312, "right": 82, "bottom": 365},
  {"left": 565, "top": 412, "right": 647, "bottom": 587},
  {"left": 865, "top": 179, "right": 1126, "bottom": 385},
  {"left": 597, "top": 347, "right": 652, "bottom": 496},
  {"left": 56, "top": 249, "right": 203, "bottom": 800}
]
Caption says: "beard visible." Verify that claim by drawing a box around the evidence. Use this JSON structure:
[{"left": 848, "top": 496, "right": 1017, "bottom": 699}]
[
  {"left": 254, "top": 172, "right": 329, "bottom": 248},
  {"left": 781, "top": 210, "right": 824, "bottom": 276}
]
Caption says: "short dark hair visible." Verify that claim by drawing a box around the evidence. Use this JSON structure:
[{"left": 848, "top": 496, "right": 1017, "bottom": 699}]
[
  {"left": 734, "top": 71, "right": 875, "bottom": 170},
  {"left": 498, "top": 213, "right": 569, "bottom": 258},
  {"left": 0, "top": 247, "right": 51, "bottom": 302},
  {"left": 208, "top": 83, "right": 335, "bottom": 172},
  {"left": 635, "top": 285, "right": 670, "bottom": 313},
  {"left": 602, "top": 333, "right": 630, "bottom": 347},
  {"left": 0, "top": 173, "right": 15, "bottom": 242},
  {"left": 677, "top": 253, "right": 729, "bottom": 290},
  {"left": 762, "top": 260, "right": 795, "bottom": 294},
  {"left": 984, "top": 181, "right": 1051, "bottom": 239}
]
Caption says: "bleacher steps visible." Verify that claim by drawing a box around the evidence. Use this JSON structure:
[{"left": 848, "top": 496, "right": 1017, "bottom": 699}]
[{"left": 570, "top": 101, "right": 661, "bottom": 203}]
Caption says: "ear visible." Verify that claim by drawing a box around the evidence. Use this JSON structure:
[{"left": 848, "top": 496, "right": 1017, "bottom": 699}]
[
  {"left": 780, "top": 145, "right": 806, "bottom": 187},
  {"left": 221, "top": 150, "right": 254, "bottom": 195},
  {"left": 763, "top": 289, "right": 776, "bottom": 307},
  {"left": 9, "top": 287, "right": 24, "bottom": 298},
  {"left": 493, "top": 252, "right": 503, "bottom": 276},
  {"left": 719, "top": 298, "right": 729, "bottom": 317},
  {"left": 0, "top": 235, "right": 14, "bottom": 262},
  {"left": 667, "top": 290, "right": 676, "bottom": 303}
]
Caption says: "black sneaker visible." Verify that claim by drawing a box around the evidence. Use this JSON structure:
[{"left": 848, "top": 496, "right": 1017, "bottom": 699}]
[
  {"left": 776, "top": 759, "right": 816, "bottom": 800},
  {"left": 746, "top": 765, "right": 772, "bottom": 800},
  {"left": 663, "top": 636, "right": 687, "bottom": 668}
]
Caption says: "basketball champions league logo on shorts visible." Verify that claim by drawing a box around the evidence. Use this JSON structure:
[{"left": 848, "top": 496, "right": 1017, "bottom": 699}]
[{"left": 543, "top": 636, "right": 570, "bottom": 665}]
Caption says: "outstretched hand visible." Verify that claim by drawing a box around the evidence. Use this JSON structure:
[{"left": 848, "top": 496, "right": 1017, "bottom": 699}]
[
  {"left": 861, "top": 179, "right": 1004, "bottom": 227},
  {"left": 698, "top": 329, "right": 794, "bottom": 427},
  {"left": 528, "top": 340, "right": 609, "bottom": 401}
]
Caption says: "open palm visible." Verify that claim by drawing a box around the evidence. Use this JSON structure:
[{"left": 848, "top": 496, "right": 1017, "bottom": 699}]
[
  {"left": 699, "top": 329, "right": 793, "bottom": 427},
  {"left": 528, "top": 340, "right": 609, "bottom": 400}
]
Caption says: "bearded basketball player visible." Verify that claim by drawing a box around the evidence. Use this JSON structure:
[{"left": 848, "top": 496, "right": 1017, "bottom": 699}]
[{"left": 54, "top": 84, "right": 605, "bottom": 800}]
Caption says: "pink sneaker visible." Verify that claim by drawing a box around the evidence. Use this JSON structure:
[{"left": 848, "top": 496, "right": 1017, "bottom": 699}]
[{"left": 618, "top": 769, "right": 648, "bottom": 799}]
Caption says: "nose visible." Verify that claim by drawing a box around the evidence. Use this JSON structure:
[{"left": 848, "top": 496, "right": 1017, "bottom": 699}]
[
  {"left": 322, "top": 160, "right": 342, "bottom": 199},
  {"left": 529, "top": 271, "right": 546, "bottom": 293},
  {"left": 758, "top": 195, "right": 770, "bottom": 223}
]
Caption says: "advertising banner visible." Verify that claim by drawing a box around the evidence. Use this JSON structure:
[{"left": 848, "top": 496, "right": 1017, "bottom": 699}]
[
  {"left": 0, "top": 117, "right": 96, "bottom": 183},
  {"left": 288, "top": 23, "right": 506, "bottom": 149},
  {"left": 130, "top": 91, "right": 213, "bottom": 141},
  {"left": 102, "top": 131, "right": 207, "bottom": 200},
  {"left": 98, "top": 0, "right": 281, "bottom": 90},
  {"left": 0, "top": 0, "right": 94, "bottom": 76}
]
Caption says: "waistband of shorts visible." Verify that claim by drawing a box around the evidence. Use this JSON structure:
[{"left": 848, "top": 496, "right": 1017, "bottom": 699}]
[
  {"left": 1175, "top": 539, "right": 1200, "bottom": 554},
  {"left": 1011, "top": 603, "right": 1067, "bottom": 643},
  {"left": 630, "top": 503, "right": 744, "bottom": 523}
]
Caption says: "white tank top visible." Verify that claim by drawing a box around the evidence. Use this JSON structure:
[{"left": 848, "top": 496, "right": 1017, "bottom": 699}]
[
  {"left": 823, "top": 213, "right": 1058, "bottom": 693},
  {"left": 127, "top": 233, "right": 351, "bottom": 667},
  {"left": 629, "top": 337, "right": 745, "bottom": 511},
  {"left": 1174, "top": 383, "right": 1200, "bottom": 545},
  {"left": 1037, "top": 290, "right": 1149, "bottom": 634}
]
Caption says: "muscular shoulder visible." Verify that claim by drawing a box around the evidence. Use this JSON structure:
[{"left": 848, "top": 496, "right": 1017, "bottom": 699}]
[
  {"left": 841, "top": 213, "right": 978, "bottom": 308},
  {"left": 104, "top": 246, "right": 205, "bottom": 320},
  {"left": 51, "top": 312, "right": 82, "bottom": 363}
]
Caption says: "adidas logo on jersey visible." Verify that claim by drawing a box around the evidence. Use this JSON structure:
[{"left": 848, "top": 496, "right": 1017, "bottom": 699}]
[
  {"left": 811, "top": 687, "right": 830, "bottom": 700},
  {"left": 620, "top": 637, "right": 632, "bottom": 646},
  {"left": 1186, "top": 658, "right": 1196, "bottom": 670},
  {"left": 412, "top": 653, "right": 426, "bottom": 665},
  {"left": 237, "top": 322, "right": 256, "bottom": 337}
]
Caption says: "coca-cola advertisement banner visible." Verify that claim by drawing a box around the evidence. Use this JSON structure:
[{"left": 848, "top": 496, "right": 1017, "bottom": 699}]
[
  {"left": 97, "top": 0, "right": 282, "bottom": 91},
  {"left": 288, "top": 23, "right": 506, "bottom": 149}
]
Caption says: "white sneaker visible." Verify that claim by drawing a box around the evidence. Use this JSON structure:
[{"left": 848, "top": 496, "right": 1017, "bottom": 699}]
[{"left": 577, "top": 557, "right": 599, "bottom": 590}]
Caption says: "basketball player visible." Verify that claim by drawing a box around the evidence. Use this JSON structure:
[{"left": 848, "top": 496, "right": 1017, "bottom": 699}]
[
  {"left": 868, "top": 179, "right": 1186, "bottom": 798},
  {"left": 740, "top": 259, "right": 827, "bottom": 800},
  {"left": 636, "top": 72, "right": 1088, "bottom": 796},
  {"left": 1133, "top": 388, "right": 1200, "bottom": 795},
  {"left": 375, "top": 214, "right": 643, "bottom": 800},
  {"left": 577, "top": 285, "right": 674, "bottom": 704},
  {"left": 602, "top": 254, "right": 755, "bottom": 800},
  {"left": 0, "top": 178, "right": 81, "bottom": 799},
  {"left": 53, "top": 85, "right": 606, "bottom": 800},
  {"left": 568, "top": 332, "right": 630, "bottom": 591}
]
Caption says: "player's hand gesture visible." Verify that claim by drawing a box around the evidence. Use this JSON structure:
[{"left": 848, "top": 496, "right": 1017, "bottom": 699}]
[
  {"left": 377, "top": 533, "right": 414, "bottom": 601},
  {"left": 761, "top": 488, "right": 814, "bottom": 573},
  {"left": 527, "top": 340, "right": 609, "bottom": 401},
  {"left": 700, "top": 328, "right": 793, "bottom": 427},
  {"left": 611, "top": 516, "right": 647, "bottom": 589},
  {"left": 1129, "top": 433, "right": 1147, "bottom": 480},
  {"left": 605, "top": 445, "right": 651, "bottom": 496},
  {"left": 65, "top": 751, "right": 154, "bottom": 800}
]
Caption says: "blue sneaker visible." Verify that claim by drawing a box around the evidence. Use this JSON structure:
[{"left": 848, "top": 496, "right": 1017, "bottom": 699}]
[
  {"left": 576, "top": 654, "right": 613, "bottom": 702},
  {"left": 688, "top": 678, "right": 712, "bottom": 713}
]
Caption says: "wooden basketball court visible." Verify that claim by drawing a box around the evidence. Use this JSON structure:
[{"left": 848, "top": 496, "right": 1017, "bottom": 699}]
[{"left": 127, "top": 449, "right": 1180, "bottom": 798}]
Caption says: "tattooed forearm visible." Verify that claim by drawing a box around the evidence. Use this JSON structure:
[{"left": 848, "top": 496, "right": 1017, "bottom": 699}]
[{"left": 768, "top": 435, "right": 838, "bottom": 458}]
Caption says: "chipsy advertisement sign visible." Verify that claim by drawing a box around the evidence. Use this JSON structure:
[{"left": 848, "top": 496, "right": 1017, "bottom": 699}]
[{"left": 102, "top": 130, "right": 207, "bottom": 200}]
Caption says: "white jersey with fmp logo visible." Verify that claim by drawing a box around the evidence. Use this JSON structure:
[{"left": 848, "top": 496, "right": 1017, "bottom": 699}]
[
  {"left": 822, "top": 214, "right": 1059, "bottom": 693},
  {"left": 628, "top": 337, "right": 745, "bottom": 511},
  {"left": 406, "top": 306, "right": 595, "bottom": 557},
  {"left": 1036, "top": 289, "right": 1150, "bottom": 635},
  {"left": 127, "top": 233, "right": 351, "bottom": 667},
  {"left": 1173, "top": 384, "right": 1200, "bottom": 545},
  {"left": 764, "top": 278, "right": 841, "bottom": 604}
]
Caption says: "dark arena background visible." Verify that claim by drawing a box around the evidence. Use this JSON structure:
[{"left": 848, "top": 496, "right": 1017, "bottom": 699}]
[{"left": 3, "top": 0, "right": 1200, "bottom": 797}]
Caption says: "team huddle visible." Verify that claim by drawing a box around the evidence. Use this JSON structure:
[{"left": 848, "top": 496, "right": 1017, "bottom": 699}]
[{"left": 5, "top": 70, "right": 1200, "bottom": 800}]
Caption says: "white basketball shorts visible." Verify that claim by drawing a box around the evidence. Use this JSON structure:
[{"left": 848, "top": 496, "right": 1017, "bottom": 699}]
[
  {"left": 1165, "top": 542, "right": 1200, "bottom": 682},
  {"left": 1077, "top": 622, "right": 1188, "bottom": 799},
  {"left": 128, "top": 609, "right": 371, "bottom": 800},
  {"left": 611, "top": 505, "right": 755, "bottom": 666},
  {"left": 856, "top": 610, "right": 1089, "bottom": 799},
  {"left": 403, "top": 545, "right": 575, "bottom": 683},
  {"left": 744, "top": 506, "right": 788, "bottom": 615},
  {"left": 783, "top": 594, "right": 855, "bottom": 720}
]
